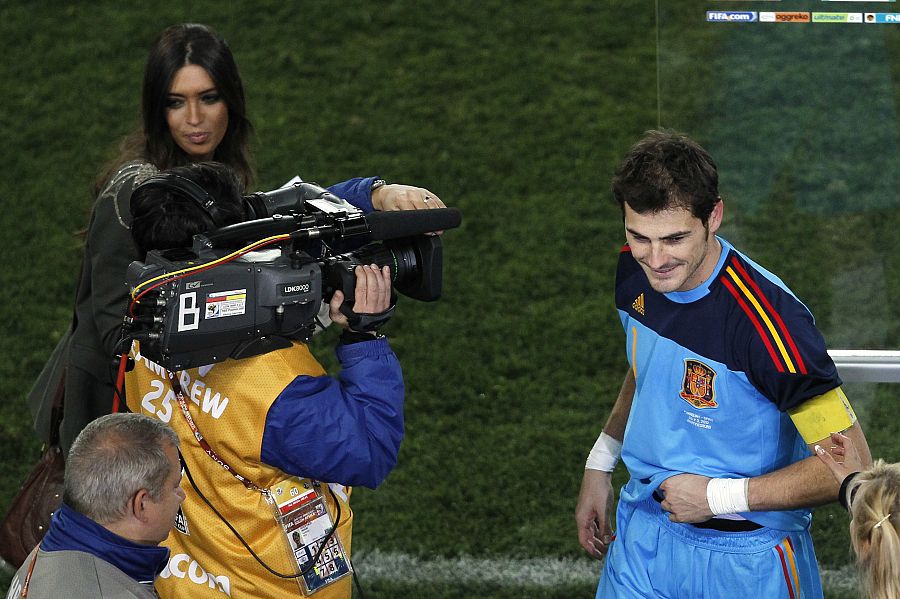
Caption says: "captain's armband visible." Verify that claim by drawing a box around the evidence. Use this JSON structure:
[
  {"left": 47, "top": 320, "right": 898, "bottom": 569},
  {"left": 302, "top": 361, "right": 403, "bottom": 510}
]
[{"left": 788, "top": 387, "right": 857, "bottom": 444}]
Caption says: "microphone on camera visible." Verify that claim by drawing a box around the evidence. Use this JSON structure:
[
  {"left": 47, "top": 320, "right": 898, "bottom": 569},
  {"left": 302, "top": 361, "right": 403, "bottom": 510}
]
[
  {"left": 196, "top": 206, "right": 461, "bottom": 249},
  {"left": 365, "top": 208, "right": 462, "bottom": 241}
]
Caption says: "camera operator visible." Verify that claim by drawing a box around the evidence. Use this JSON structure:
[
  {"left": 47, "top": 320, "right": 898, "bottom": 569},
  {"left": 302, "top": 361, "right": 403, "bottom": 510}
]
[{"left": 125, "top": 161, "right": 403, "bottom": 599}]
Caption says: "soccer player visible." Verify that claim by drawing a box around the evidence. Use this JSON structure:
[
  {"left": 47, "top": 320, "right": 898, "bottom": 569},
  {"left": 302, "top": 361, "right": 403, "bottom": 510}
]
[{"left": 575, "top": 129, "right": 872, "bottom": 598}]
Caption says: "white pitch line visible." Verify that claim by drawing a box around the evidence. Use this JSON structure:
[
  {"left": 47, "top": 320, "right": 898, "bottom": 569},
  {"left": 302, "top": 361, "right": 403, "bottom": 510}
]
[
  {"left": 352, "top": 550, "right": 860, "bottom": 592},
  {"left": 2, "top": 552, "right": 862, "bottom": 593},
  {"left": 352, "top": 550, "right": 600, "bottom": 585}
]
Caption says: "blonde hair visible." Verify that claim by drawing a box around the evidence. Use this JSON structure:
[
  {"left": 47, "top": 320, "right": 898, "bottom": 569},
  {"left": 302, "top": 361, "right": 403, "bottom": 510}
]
[{"left": 848, "top": 460, "right": 900, "bottom": 599}]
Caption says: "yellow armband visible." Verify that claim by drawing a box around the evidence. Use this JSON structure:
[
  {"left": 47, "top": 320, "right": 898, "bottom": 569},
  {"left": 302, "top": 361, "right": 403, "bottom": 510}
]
[{"left": 788, "top": 387, "right": 857, "bottom": 444}]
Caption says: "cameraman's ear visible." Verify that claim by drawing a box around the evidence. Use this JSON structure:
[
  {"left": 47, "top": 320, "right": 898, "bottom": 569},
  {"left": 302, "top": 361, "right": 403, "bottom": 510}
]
[{"left": 204, "top": 201, "right": 229, "bottom": 229}]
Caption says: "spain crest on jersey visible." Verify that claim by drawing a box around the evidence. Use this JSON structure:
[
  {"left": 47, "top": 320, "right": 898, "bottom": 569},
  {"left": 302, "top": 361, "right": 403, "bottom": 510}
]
[{"left": 679, "top": 359, "right": 717, "bottom": 409}]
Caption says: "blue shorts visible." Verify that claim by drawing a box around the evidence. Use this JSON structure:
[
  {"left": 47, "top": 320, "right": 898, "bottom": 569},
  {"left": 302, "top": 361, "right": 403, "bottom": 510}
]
[{"left": 597, "top": 496, "right": 823, "bottom": 598}]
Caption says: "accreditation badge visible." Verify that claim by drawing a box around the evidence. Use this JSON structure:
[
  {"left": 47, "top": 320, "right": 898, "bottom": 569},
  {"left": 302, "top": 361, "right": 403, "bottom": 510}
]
[{"left": 269, "top": 478, "right": 352, "bottom": 595}]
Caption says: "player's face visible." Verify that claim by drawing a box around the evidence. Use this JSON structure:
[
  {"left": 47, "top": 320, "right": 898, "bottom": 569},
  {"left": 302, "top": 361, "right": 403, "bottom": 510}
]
[
  {"left": 166, "top": 65, "right": 229, "bottom": 161},
  {"left": 624, "top": 201, "right": 723, "bottom": 293}
]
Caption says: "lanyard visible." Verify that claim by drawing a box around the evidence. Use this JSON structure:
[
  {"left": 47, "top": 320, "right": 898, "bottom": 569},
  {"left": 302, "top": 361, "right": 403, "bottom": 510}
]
[
  {"left": 168, "top": 371, "right": 266, "bottom": 494},
  {"left": 19, "top": 549, "right": 38, "bottom": 598}
]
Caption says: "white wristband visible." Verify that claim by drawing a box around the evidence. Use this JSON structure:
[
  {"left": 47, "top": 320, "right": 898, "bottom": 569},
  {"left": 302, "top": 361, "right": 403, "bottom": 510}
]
[
  {"left": 706, "top": 478, "right": 750, "bottom": 515},
  {"left": 585, "top": 432, "right": 623, "bottom": 472}
]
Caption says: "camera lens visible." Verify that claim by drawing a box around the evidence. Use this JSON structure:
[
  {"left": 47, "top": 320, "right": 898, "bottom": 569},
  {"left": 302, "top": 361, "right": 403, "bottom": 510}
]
[
  {"left": 324, "top": 236, "right": 442, "bottom": 303},
  {"left": 352, "top": 243, "right": 420, "bottom": 285}
]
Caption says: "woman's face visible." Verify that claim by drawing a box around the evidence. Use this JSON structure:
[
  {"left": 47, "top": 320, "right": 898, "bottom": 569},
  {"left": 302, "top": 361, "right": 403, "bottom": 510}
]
[{"left": 165, "top": 65, "right": 229, "bottom": 161}]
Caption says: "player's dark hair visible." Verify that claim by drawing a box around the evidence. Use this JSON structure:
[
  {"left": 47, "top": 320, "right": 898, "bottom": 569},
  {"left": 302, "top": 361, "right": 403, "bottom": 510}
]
[{"left": 612, "top": 129, "right": 720, "bottom": 225}]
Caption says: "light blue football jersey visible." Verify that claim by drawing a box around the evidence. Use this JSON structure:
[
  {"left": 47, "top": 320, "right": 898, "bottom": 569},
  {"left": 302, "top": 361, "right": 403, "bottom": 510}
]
[{"left": 615, "top": 237, "right": 841, "bottom": 530}]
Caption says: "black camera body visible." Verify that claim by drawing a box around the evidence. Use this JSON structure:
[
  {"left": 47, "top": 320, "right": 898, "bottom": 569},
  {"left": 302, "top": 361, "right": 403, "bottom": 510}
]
[{"left": 125, "top": 182, "right": 458, "bottom": 370}]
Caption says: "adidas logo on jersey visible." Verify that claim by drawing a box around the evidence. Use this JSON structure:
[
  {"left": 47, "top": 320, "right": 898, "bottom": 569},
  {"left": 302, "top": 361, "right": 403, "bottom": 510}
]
[{"left": 632, "top": 293, "right": 645, "bottom": 316}]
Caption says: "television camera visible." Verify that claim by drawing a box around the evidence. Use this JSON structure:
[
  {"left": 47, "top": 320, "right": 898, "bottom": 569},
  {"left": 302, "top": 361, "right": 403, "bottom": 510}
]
[{"left": 125, "top": 180, "right": 461, "bottom": 370}]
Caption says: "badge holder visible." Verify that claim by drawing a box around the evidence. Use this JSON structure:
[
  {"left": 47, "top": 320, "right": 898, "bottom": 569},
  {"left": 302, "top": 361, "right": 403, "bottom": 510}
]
[{"left": 269, "top": 478, "right": 352, "bottom": 595}]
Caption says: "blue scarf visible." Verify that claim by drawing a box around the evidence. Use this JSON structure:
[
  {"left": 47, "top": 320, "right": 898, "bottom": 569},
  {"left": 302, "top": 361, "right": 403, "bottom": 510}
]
[{"left": 40, "top": 503, "right": 170, "bottom": 584}]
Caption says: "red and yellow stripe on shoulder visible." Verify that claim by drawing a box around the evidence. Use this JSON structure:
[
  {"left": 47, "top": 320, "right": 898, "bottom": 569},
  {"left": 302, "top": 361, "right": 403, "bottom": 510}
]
[{"left": 719, "top": 256, "right": 807, "bottom": 374}]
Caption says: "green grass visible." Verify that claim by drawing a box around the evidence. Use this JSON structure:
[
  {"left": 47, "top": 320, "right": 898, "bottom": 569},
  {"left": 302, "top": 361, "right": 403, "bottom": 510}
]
[{"left": 0, "top": 1, "right": 897, "bottom": 597}]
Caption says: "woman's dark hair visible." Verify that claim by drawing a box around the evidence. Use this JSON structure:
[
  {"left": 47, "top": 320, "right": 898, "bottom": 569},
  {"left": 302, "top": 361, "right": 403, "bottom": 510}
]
[
  {"left": 612, "top": 129, "right": 720, "bottom": 226},
  {"left": 96, "top": 24, "right": 254, "bottom": 193},
  {"left": 130, "top": 161, "right": 246, "bottom": 258}
]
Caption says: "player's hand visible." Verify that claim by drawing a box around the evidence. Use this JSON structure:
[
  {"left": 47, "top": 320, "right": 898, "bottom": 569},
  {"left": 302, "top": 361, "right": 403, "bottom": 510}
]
[
  {"left": 815, "top": 432, "right": 864, "bottom": 484},
  {"left": 575, "top": 469, "right": 615, "bottom": 559},
  {"left": 657, "top": 474, "right": 714, "bottom": 523},
  {"left": 329, "top": 265, "right": 392, "bottom": 329}
]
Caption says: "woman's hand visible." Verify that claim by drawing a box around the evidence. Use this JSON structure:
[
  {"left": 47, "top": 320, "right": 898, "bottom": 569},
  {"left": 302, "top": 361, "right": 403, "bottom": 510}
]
[
  {"left": 815, "top": 431, "right": 865, "bottom": 484},
  {"left": 372, "top": 184, "right": 445, "bottom": 211}
]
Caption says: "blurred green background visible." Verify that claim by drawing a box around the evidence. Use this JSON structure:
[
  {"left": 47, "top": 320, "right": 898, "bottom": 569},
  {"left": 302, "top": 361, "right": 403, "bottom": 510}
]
[{"left": 0, "top": 2, "right": 896, "bottom": 598}]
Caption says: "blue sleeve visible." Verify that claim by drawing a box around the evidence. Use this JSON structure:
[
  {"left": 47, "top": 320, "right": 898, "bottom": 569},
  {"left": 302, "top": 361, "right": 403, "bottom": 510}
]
[
  {"left": 260, "top": 337, "right": 404, "bottom": 488},
  {"left": 327, "top": 176, "right": 379, "bottom": 214}
]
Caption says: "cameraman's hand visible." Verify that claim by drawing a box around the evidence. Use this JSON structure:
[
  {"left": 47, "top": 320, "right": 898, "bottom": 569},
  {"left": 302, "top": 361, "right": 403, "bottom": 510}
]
[
  {"left": 329, "top": 265, "right": 392, "bottom": 330},
  {"left": 372, "top": 184, "right": 446, "bottom": 211}
]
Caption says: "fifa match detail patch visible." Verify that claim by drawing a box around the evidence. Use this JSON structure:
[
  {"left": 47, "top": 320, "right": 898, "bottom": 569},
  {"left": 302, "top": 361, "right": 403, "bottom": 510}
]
[{"left": 788, "top": 387, "right": 857, "bottom": 444}]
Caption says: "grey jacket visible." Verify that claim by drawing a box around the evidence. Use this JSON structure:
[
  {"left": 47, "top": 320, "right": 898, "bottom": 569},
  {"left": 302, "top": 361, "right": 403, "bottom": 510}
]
[{"left": 5, "top": 548, "right": 158, "bottom": 599}]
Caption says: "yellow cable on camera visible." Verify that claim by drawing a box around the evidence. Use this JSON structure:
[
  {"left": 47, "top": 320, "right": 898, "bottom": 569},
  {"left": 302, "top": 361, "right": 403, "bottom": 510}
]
[{"left": 130, "top": 234, "right": 289, "bottom": 300}]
